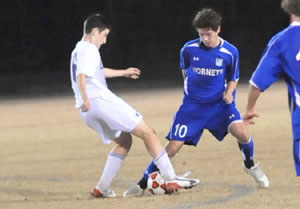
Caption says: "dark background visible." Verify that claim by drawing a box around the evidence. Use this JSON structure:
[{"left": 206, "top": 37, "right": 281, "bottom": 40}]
[{"left": 1, "top": 0, "right": 290, "bottom": 97}]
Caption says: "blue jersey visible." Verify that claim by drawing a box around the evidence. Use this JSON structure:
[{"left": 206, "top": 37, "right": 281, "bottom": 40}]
[
  {"left": 180, "top": 38, "right": 239, "bottom": 104},
  {"left": 250, "top": 21, "right": 300, "bottom": 176},
  {"left": 251, "top": 21, "right": 300, "bottom": 108}
]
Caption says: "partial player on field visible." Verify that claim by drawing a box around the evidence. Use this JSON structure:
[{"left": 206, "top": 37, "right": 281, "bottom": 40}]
[
  {"left": 244, "top": 0, "right": 300, "bottom": 176},
  {"left": 70, "top": 13, "right": 197, "bottom": 198},
  {"left": 124, "top": 8, "right": 269, "bottom": 197}
]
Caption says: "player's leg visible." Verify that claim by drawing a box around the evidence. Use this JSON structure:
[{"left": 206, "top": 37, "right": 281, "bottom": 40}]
[
  {"left": 229, "top": 122, "right": 254, "bottom": 169},
  {"left": 136, "top": 140, "right": 185, "bottom": 191},
  {"left": 131, "top": 119, "right": 176, "bottom": 180},
  {"left": 92, "top": 132, "right": 132, "bottom": 198},
  {"left": 123, "top": 106, "right": 202, "bottom": 197},
  {"left": 82, "top": 97, "right": 139, "bottom": 197},
  {"left": 227, "top": 103, "right": 269, "bottom": 188},
  {"left": 123, "top": 139, "right": 199, "bottom": 197},
  {"left": 133, "top": 107, "right": 202, "bottom": 181},
  {"left": 131, "top": 119, "right": 186, "bottom": 193}
]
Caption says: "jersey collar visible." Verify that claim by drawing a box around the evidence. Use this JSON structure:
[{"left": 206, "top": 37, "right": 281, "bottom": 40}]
[
  {"left": 199, "top": 37, "right": 224, "bottom": 50},
  {"left": 291, "top": 21, "right": 300, "bottom": 26}
]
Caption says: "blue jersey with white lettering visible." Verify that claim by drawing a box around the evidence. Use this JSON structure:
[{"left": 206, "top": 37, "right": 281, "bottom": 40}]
[
  {"left": 251, "top": 22, "right": 300, "bottom": 109},
  {"left": 180, "top": 38, "right": 239, "bottom": 104}
]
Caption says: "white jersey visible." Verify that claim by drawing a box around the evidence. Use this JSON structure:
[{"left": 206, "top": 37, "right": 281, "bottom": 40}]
[
  {"left": 70, "top": 40, "right": 143, "bottom": 144},
  {"left": 70, "top": 41, "right": 108, "bottom": 108}
]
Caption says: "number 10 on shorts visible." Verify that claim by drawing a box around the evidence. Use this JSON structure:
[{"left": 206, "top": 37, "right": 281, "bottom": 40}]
[{"left": 174, "top": 124, "right": 188, "bottom": 138}]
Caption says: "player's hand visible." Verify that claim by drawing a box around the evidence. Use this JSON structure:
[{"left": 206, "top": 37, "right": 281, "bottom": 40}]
[
  {"left": 125, "top": 67, "right": 141, "bottom": 79},
  {"left": 81, "top": 99, "right": 91, "bottom": 112},
  {"left": 223, "top": 91, "right": 233, "bottom": 104},
  {"left": 243, "top": 110, "right": 259, "bottom": 125}
]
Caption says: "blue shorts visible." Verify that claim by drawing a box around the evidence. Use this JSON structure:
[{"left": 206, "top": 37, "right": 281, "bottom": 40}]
[{"left": 166, "top": 100, "right": 242, "bottom": 146}]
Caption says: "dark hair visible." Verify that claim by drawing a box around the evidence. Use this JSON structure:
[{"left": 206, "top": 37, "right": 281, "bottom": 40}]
[
  {"left": 192, "top": 8, "right": 222, "bottom": 31},
  {"left": 83, "top": 13, "right": 111, "bottom": 34},
  {"left": 281, "top": 0, "right": 300, "bottom": 17}
]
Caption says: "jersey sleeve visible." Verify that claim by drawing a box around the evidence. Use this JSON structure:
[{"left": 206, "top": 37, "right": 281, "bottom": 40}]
[
  {"left": 180, "top": 46, "right": 189, "bottom": 70},
  {"left": 226, "top": 48, "right": 239, "bottom": 82},
  {"left": 250, "top": 37, "right": 283, "bottom": 92},
  {"left": 76, "top": 47, "right": 99, "bottom": 77}
]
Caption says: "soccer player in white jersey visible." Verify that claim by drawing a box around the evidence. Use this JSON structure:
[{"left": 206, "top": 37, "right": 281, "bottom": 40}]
[
  {"left": 124, "top": 8, "right": 269, "bottom": 197},
  {"left": 70, "top": 13, "right": 196, "bottom": 198},
  {"left": 244, "top": 0, "right": 300, "bottom": 176}
]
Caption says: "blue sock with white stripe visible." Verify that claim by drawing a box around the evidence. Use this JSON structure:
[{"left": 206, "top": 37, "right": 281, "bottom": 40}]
[{"left": 238, "top": 136, "right": 254, "bottom": 169}]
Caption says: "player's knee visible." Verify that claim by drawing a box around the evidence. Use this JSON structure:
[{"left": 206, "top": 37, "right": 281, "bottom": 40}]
[
  {"left": 230, "top": 123, "right": 249, "bottom": 142},
  {"left": 132, "top": 119, "right": 156, "bottom": 140},
  {"left": 237, "top": 133, "right": 250, "bottom": 143},
  {"left": 137, "top": 121, "right": 156, "bottom": 139},
  {"left": 142, "top": 127, "right": 156, "bottom": 140}
]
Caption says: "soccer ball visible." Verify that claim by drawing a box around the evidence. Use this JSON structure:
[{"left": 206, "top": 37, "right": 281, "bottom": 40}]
[{"left": 147, "top": 171, "right": 166, "bottom": 195}]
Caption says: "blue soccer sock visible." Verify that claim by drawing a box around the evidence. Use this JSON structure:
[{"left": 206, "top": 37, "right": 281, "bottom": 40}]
[
  {"left": 238, "top": 136, "right": 254, "bottom": 169},
  {"left": 293, "top": 139, "right": 300, "bottom": 176},
  {"left": 137, "top": 160, "right": 159, "bottom": 190},
  {"left": 143, "top": 160, "right": 159, "bottom": 180}
]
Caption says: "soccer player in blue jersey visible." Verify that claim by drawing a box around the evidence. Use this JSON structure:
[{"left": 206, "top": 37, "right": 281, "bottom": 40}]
[
  {"left": 124, "top": 8, "right": 269, "bottom": 197},
  {"left": 244, "top": 0, "right": 300, "bottom": 176}
]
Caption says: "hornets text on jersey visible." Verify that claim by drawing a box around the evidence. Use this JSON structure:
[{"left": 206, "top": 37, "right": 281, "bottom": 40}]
[{"left": 180, "top": 38, "right": 239, "bottom": 104}]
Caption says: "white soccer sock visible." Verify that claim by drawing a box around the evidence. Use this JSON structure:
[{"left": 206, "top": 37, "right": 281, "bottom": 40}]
[
  {"left": 154, "top": 149, "right": 176, "bottom": 180},
  {"left": 96, "top": 152, "right": 124, "bottom": 192}
]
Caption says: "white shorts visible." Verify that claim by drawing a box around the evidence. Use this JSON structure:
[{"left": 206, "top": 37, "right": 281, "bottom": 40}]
[{"left": 79, "top": 95, "right": 143, "bottom": 145}]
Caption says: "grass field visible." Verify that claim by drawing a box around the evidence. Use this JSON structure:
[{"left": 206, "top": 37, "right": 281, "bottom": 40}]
[{"left": 1, "top": 82, "right": 299, "bottom": 209}]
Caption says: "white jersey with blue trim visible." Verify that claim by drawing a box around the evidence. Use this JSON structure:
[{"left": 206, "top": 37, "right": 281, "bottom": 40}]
[
  {"left": 250, "top": 21, "right": 300, "bottom": 107},
  {"left": 70, "top": 41, "right": 108, "bottom": 108},
  {"left": 180, "top": 38, "right": 239, "bottom": 104}
]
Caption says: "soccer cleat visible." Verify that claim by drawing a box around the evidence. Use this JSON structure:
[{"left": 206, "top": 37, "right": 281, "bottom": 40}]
[
  {"left": 165, "top": 176, "right": 200, "bottom": 193},
  {"left": 123, "top": 184, "right": 144, "bottom": 198},
  {"left": 244, "top": 163, "right": 269, "bottom": 188},
  {"left": 91, "top": 187, "right": 117, "bottom": 198},
  {"left": 175, "top": 176, "right": 200, "bottom": 189}
]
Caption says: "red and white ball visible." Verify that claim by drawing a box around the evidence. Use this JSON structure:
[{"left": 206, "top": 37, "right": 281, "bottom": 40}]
[{"left": 147, "top": 171, "right": 166, "bottom": 195}]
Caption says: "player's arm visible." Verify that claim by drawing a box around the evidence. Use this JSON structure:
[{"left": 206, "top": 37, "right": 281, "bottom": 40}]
[
  {"left": 223, "top": 80, "right": 237, "bottom": 104},
  {"left": 223, "top": 46, "right": 240, "bottom": 104},
  {"left": 104, "top": 67, "right": 141, "bottom": 79},
  {"left": 76, "top": 74, "right": 90, "bottom": 112},
  {"left": 243, "top": 84, "right": 261, "bottom": 125}
]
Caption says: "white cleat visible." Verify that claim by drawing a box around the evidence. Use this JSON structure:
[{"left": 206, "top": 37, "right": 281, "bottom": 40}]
[
  {"left": 123, "top": 184, "right": 144, "bottom": 198},
  {"left": 244, "top": 163, "right": 269, "bottom": 188},
  {"left": 164, "top": 176, "right": 200, "bottom": 193},
  {"left": 174, "top": 176, "right": 200, "bottom": 189}
]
